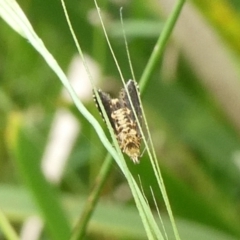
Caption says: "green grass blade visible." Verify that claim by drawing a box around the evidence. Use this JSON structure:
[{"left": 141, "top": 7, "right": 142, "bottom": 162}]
[
  {"left": 139, "top": 0, "right": 186, "bottom": 92},
  {"left": 13, "top": 124, "right": 71, "bottom": 240},
  {"left": 70, "top": 154, "right": 113, "bottom": 240},
  {"left": 0, "top": 208, "right": 19, "bottom": 240}
]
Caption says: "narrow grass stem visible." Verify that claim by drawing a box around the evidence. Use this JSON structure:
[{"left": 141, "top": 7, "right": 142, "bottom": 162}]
[
  {"left": 139, "top": 0, "right": 186, "bottom": 92},
  {"left": 0, "top": 209, "right": 19, "bottom": 240},
  {"left": 70, "top": 154, "right": 113, "bottom": 240}
]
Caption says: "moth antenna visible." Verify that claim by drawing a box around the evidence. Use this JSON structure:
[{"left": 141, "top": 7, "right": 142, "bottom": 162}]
[
  {"left": 120, "top": 10, "right": 148, "bottom": 155},
  {"left": 94, "top": 0, "right": 125, "bottom": 84}
]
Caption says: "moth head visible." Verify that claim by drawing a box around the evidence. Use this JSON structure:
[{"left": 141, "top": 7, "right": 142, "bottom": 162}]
[{"left": 124, "top": 142, "right": 140, "bottom": 164}]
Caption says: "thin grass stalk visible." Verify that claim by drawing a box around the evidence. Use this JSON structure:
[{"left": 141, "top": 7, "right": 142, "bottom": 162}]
[
  {"left": 0, "top": 209, "right": 19, "bottom": 240},
  {"left": 92, "top": 0, "right": 165, "bottom": 238},
  {"left": 137, "top": 1, "right": 186, "bottom": 238},
  {"left": 70, "top": 154, "right": 113, "bottom": 240},
  {"left": 61, "top": 2, "right": 162, "bottom": 239},
  {"left": 118, "top": 0, "right": 186, "bottom": 238},
  {"left": 139, "top": 0, "right": 186, "bottom": 92}
]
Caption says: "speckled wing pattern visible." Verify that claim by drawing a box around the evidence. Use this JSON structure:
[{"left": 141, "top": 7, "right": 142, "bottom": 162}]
[{"left": 93, "top": 80, "right": 142, "bottom": 163}]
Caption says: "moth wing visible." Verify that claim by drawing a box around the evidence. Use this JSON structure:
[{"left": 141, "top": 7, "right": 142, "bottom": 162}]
[
  {"left": 93, "top": 90, "right": 116, "bottom": 130},
  {"left": 120, "top": 80, "right": 142, "bottom": 133}
]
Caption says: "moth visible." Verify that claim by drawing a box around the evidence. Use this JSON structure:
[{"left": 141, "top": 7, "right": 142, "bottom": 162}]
[{"left": 93, "top": 80, "right": 142, "bottom": 163}]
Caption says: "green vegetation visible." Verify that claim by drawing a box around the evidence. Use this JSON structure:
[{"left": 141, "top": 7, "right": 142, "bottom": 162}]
[{"left": 0, "top": 0, "right": 240, "bottom": 239}]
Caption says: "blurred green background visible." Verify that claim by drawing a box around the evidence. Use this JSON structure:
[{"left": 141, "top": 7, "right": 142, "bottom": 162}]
[{"left": 1, "top": 0, "right": 240, "bottom": 239}]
